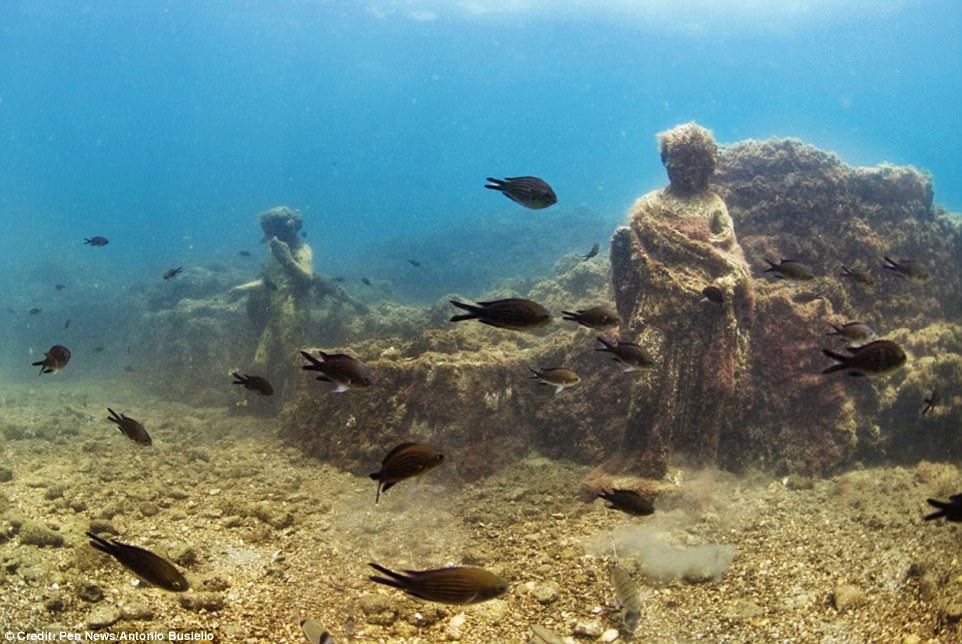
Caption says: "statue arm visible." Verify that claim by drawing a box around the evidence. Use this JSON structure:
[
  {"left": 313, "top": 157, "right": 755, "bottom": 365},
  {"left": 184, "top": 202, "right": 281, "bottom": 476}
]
[{"left": 269, "top": 237, "right": 314, "bottom": 288}]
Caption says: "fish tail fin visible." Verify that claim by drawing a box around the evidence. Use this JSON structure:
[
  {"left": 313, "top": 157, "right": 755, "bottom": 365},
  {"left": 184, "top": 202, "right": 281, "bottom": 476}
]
[
  {"left": 449, "top": 300, "right": 480, "bottom": 322},
  {"left": 763, "top": 257, "right": 778, "bottom": 271},
  {"left": 231, "top": 372, "right": 245, "bottom": 384},
  {"left": 528, "top": 367, "right": 542, "bottom": 379},
  {"left": 368, "top": 563, "right": 409, "bottom": 589},
  {"left": 821, "top": 349, "right": 850, "bottom": 374},
  {"left": 86, "top": 531, "right": 114, "bottom": 555},
  {"left": 595, "top": 335, "right": 615, "bottom": 351},
  {"left": 825, "top": 325, "right": 841, "bottom": 336},
  {"left": 925, "top": 499, "right": 949, "bottom": 520},
  {"left": 300, "top": 351, "right": 323, "bottom": 370},
  {"left": 484, "top": 178, "right": 505, "bottom": 190},
  {"left": 561, "top": 310, "right": 578, "bottom": 321}
]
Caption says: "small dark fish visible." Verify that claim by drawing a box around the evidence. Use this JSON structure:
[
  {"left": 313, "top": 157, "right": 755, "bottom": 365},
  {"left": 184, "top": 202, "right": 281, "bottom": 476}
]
[
  {"left": 840, "top": 265, "right": 875, "bottom": 286},
  {"left": 925, "top": 495, "right": 962, "bottom": 522},
  {"left": 821, "top": 339, "right": 906, "bottom": 377},
  {"left": 332, "top": 276, "right": 346, "bottom": 283},
  {"left": 300, "top": 350, "right": 374, "bottom": 393},
  {"left": 6, "top": 307, "right": 14, "bottom": 314},
  {"left": 232, "top": 372, "right": 274, "bottom": 396},
  {"left": 610, "top": 563, "right": 642, "bottom": 635},
  {"left": 763, "top": 258, "right": 814, "bottom": 281},
  {"left": 301, "top": 231, "right": 308, "bottom": 239},
  {"left": 582, "top": 243, "right": 600, "bottom": 261},
  {"left": 361, "top": 277, "right": 373, "bottom": 287},
  {"left": 701, "top": 286, "right": 724, "bottom": 305},
  {"left": 124, "top": 365, "right": 135, "bottom": 373},
  {"left": 106, "top": 408, "right": 152, "bottom": 445},
  {"left": 825, "top": 321, "right": 875, "bottom": 342},
  {"left": 263, "top": 277, "right": 278, "bottom": 291},
  {"left": 92, "top": 345, "right": 106, "bottom": 353},
  {"left": 449, "top": 298, "right": 551, "bottom": 331},
  {"left": 792, "top": 291, "right": 825, "bottom": 304},
  {"left": 63, "top": 319, "right": 70, "bottom": 330},
  {"left": 368, "top": 563, "right": 508, "bottom": 605},
  {"left": 86, "top": 531, "right": 188, "bottom": 591},
  {"left": 300, "top": 619, "right": 335, "bottom": 644},
  {"left": 484, "top": 176, "right": 557, "bottom": 210},
  {"left": 84, "top": 236, "right": 109, "bottom": 246},
  {"left": 529, "top": 367, "right": 580, "bottom": 395},
  {"left": 883, "top": 256, "right": 929, "bottom": 281},
  {"left": 28, "top": 308, "right": 42, "bottom": 315},
  {"left": 163, "top": 267, "right": 183, "bottom": 280},
  {"left": 369, "top": 442, "right": 444, "bottom": 503},
  {"left": 54, "top": 284, "right": 66, "bottom": 291},
  {"left": 597, "top": 489, "right": 654, "bottom": 516},
  {"left": 595, "top": 336, "right": 654, "bottom": 372},
  {"left": 407, "top": 259, "right": 422, "bottom": 267},
  {"left": 922, "top": 387, "right": 940, "bottom": 416},
  {"left": 32, "top": 345, "right": 71, "bottom": 375},
  {"left": 561, "top": 305, "right": 620, "bottom": 330},
  {"left": 238, "top": 250, "right": 251, "bottom": 257}
]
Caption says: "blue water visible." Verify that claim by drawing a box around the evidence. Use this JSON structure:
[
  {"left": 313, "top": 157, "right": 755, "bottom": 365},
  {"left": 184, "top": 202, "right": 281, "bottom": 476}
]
[{"left": 1, "top": 1, "right": 960, "bottom": 304}]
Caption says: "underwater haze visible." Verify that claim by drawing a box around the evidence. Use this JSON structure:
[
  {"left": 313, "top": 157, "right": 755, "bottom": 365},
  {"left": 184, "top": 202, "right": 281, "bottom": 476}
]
[{"left": 1, "top": 0, "right": 961, "bottom": 293}]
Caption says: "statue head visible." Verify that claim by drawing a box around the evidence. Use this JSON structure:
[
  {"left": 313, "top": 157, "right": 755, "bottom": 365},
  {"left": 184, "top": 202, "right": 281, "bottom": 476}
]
[
  {"left": 259, "top": 206, "right": 304, "bottom": 248},
  {"left": 657, "top": 122, "right": 718, "bottom": 196}
]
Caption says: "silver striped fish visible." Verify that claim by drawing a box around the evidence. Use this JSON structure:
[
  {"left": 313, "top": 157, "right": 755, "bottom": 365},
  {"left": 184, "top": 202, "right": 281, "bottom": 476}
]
[{"left": 610, "top": 563, "right": 641, "bottom": 634}]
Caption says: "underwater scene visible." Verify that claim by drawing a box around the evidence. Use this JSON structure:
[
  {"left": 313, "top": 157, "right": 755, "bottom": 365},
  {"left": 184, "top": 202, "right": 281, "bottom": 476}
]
[{"left": 3, "top": 1, "right": 962, "bottom": 642}]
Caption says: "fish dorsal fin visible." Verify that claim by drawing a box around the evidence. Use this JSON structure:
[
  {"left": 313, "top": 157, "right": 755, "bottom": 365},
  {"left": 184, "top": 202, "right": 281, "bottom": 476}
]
[{"left": 383, "top": 442, "right": 418, "bottom": 464}]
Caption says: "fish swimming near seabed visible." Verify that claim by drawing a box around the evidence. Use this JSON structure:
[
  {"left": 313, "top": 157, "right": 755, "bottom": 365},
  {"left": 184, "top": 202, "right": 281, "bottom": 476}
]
[
  {"left": 368, "top": 563, "right": 508, "bottom": 604},
  {"left": 925, "top": 494, "right": 962, "bottom": 522},
  {"left": 561, "top": 306, "right": 620, "bottom": 330},
  {"left": 701, "top": 286, "right": 724, "bottom": 305},
  {"left": 883, "top": 256, "right": 929, "bottom": 281},
  {"left": 840, "top": 265, "right": 875, "bottom": 286},
  {"left": 84, "top": 236, "right": 109, "bottom": 246},
  {"left": 595, "top": 336, "right": 654, "bottom": 372},
  {"left": 821, "top": 340, "right": 906, "bottom": 377},
  {"left": 528, "top": 367, "right": 580, "bottom": 395},
  {"left": 232, "top": 372, "right": 274, "bottom": 396},
  {"left": 106, "top": 408, "right": 152, "bottom": 445},
  {"left": 32, "top": 345, "right": 71, "bottom": 374},
  {"left": 369, "top": 442, "right": 444, "bottom": 503},
  {"left": 163, "top": 267, "right": 183, "bottom": 280},
  {"left": 484, "top": 176, "right": 557, "bottom": 209},
  {"left": 86, "top": 531, "right": 188, "bottom": 591},
  {"left": 450, "top": 298, "right": 551, "bottom": 331},
  {"left": 792, "top": 291, "right": 824, "bottom": 304},
  {"left": 825, "top": 321, "right": 875, "bottom": 342},
  {"left": 300, "top": 350, "right": 374, "bottom": 392},
  {"left": 610, "top": 562, "right": 642, "bottom": 635},
  {"left": 597, "top": 489, "right": 655, "bottom": 516},
  {"left": 299, "top": 618, "right": 335, "bottom": 644},
  {"left": 763, "top": 258, "right": 814, "bottom": 281},
  {"left": 922, "top": 387, "right": 940, "bottom": 416},
  {"left": 582, "top": 243, "right": 600, "bottom": 261}
]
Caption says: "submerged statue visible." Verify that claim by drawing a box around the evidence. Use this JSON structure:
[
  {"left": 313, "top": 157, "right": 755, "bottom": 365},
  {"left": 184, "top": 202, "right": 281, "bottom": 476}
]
[
  {"left": 610, "top": 123, "right": 754, "bottom": 477},
  {"left": 232, "top": 206, "right": 364, "bottom": 399}
]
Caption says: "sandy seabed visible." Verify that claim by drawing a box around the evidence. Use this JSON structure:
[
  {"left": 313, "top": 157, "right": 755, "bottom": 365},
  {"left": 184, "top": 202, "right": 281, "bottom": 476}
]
[{"left": 0, "top": 382, "right": 960, "bottom": 644}]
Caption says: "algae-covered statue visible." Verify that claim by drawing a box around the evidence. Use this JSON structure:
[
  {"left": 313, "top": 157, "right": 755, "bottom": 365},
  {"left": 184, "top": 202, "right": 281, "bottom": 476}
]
[
  {"left": 232, "top": 206, "right": 363, "bottom": 399},
  {"left": 610, "top": 123, "right": 754, "bottom": 477}
]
